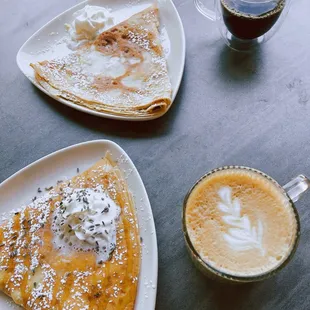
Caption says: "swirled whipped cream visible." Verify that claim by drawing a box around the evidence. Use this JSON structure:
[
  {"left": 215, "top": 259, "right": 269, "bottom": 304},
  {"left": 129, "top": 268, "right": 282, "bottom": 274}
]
[
  {"left": 65, "top": 5, "right": 114, "bottom": 42},
  {"left": 52, "top": 187, "right": 120, "bottom": 263}
]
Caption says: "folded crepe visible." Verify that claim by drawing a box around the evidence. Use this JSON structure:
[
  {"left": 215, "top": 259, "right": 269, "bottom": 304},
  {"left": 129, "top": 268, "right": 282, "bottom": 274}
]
[
  {"left": 31, "top": 5, "right": 172, "bottom": 118},
  {"left": 0, "top": 154, "right": 140, "bottom": 309}
]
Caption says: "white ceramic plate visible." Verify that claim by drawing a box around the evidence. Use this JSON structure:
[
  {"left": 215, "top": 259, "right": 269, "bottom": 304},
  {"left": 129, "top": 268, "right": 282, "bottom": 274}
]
[
  {"left": 16, "top": 0, "right": 185, "bottom": 121},
  {"left": 0, "top": 140, "right": 158, "bottom": 309}
]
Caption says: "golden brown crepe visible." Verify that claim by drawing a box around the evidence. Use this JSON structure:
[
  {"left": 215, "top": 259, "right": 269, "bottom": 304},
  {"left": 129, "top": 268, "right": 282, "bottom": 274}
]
[
  {"left": 31, "top": 5, "right": 172, "bottom": 118},
  {"left": 0, "top": 154, "right": 140, "bottom": 309}
]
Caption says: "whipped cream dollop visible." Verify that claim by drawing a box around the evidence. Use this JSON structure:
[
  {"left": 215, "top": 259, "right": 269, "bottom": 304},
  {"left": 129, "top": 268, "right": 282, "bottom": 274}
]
[
  {"left": 52, "top": 187, "right": 120, "bottom": 263},
  {"left": 65, "top": 5, "right": 114, "bottom": 42}
]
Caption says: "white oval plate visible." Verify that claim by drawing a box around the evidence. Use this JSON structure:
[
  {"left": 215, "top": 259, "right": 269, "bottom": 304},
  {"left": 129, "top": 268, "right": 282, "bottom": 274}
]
[
  {"left": 16, "top": 0, "right": 185, "bottom": 121},
  {"left": 0, "top": 140, "right": 158, "bottom": 309}
]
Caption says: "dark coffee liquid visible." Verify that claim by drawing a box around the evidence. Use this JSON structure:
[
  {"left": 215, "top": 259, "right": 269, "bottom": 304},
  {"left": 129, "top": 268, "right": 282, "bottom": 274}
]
[{"left": 221, "top": 0, "right": 285, "bottom": 40}]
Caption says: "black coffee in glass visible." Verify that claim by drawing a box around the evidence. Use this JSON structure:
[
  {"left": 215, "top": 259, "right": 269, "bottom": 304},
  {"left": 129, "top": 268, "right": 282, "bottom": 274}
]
[{"left": 221, "top": 0, "right": 285, "bottom": 40}]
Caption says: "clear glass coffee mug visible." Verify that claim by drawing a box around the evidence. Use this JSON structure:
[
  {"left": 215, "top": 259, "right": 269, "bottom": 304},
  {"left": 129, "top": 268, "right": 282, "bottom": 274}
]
[
  {"left": 182, "top": 166, "right": 309, "bottom": 283},
  {"left": 194, "top": 0, "right": 293, "bottom": 51}
]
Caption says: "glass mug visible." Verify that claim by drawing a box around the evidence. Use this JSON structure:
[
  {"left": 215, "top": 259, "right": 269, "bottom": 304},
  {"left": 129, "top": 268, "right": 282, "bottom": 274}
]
[
  {"left": 182, "top": 166, "right": 309, "bottom": 283},
  {"left": 194, "top": 0, "right": 293, "bottom": 51}
]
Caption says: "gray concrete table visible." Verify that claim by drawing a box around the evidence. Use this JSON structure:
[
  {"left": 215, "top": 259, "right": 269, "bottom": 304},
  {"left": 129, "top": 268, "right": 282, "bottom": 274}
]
[{"left": 1, "top": 0, "right": 310, "bottom": 309}]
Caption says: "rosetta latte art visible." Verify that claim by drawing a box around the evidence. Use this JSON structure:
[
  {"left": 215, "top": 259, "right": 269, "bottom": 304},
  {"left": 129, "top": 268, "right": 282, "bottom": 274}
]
[{"left": 217, "top": 187, "right": 265, "bottom": 255}]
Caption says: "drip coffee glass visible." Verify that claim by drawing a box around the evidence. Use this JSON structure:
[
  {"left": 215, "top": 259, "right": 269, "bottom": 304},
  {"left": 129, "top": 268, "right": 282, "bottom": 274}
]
[{"left": 194, "top": 0, "right": 292, "bottom": 51}]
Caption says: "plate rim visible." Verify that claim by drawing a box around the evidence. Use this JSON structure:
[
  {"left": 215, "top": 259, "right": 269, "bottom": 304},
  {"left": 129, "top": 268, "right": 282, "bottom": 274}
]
[
  {"left": 0, "top": 139, "right": 158, "bottom": 309},
  {"left": 16, "top": 0, "right": 186, "bottom": 121}
]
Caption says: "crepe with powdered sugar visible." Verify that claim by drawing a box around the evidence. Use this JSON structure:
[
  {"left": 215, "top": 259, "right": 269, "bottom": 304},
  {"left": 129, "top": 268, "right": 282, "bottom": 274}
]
[
  {"left": 31, "top": 5, "right": 172, "bottom": 118},
  {"left": 0, "top": 154, "right": 140, "bottom": 309}
]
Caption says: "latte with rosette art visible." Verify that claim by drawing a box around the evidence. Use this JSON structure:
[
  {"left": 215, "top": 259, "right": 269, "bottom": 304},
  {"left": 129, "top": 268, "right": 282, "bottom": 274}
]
[{"left": 184, "top": 167, "right": 299, "bottom": 277}]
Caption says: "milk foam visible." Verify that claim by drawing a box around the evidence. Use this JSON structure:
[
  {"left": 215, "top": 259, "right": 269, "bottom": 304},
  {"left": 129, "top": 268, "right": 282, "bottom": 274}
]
[{"left": 218, "top": 187, "right": 265, "bottom": 255}]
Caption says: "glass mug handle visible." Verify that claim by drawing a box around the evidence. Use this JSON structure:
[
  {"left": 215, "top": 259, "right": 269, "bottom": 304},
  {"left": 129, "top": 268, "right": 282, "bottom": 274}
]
[
  {"left": 194, "top": 0, "right": 216, "bottom": 21},
  {"left": 284, "top": 175, "right": 310, "bottom": 203}
]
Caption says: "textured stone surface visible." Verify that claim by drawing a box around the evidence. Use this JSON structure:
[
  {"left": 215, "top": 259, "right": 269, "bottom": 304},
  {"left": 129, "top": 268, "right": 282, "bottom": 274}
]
[{"left": 0, "top": 0, "right": 310, "bottom": 309}]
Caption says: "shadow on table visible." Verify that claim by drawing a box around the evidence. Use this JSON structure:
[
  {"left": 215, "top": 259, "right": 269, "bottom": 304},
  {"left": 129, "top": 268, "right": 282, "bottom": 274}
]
[
  {"left": 183, "top": 265, "right": 257, "bottom": 310},
  {"left": 179, "top": 249, "right": 258, "bottom": 310},
  {"left": 32, "top": 74, "right": 185, "bottom": 139},
  {"left": 184, "top": 271, "right": 257, "bottom": 310},
  {"left": 217, "top": 44, "right": 264, "bottom": 83},
  {"left": 157, "top": 246, "right": 259, "bottom": 310},
  {"left": 210, "top": 281, "right": 256, "bottom": 310}
]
